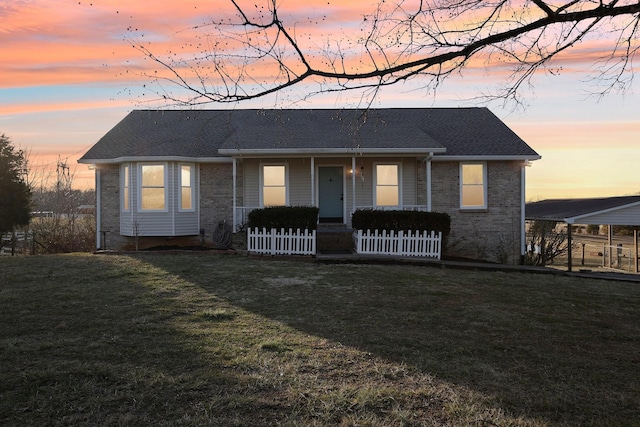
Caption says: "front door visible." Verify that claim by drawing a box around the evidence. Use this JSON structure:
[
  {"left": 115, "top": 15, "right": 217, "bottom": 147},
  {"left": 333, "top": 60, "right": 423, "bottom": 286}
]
[{"left": 318, "top": 166, "right": 344, "bottom": 223}]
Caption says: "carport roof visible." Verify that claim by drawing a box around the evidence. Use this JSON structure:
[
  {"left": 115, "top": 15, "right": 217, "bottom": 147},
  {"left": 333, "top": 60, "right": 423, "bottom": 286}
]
[{"left": 526, "top": 196, "right": 640, "bottom": 225}]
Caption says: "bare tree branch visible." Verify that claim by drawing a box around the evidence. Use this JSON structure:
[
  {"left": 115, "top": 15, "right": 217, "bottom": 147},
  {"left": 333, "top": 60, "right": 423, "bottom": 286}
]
[{"left": 128, "top": 0, "right": 640, "bottom": 105}]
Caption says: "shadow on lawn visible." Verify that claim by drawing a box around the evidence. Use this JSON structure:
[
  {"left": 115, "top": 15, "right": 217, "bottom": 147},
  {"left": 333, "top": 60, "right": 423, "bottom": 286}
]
[
  {"left": 143, "top": 252, "right": 640, "bottom": 426},
  {"left": 0, "top": 255, "right": 294, "bottom": 426}
]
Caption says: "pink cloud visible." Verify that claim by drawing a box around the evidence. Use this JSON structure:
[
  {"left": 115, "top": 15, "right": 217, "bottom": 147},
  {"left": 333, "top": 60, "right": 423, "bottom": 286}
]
[{"left": 3, "top": 0, "right": 633, "bottom": 95}]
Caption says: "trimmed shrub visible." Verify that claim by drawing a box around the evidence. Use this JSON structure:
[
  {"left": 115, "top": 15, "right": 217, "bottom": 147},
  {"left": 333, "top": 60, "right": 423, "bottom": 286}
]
[
  {"left": 247, "top": 206, "right": 319, "bottom": 231},
  {"left": 351, "top": 209, "right": 451, "bottom": 237}
]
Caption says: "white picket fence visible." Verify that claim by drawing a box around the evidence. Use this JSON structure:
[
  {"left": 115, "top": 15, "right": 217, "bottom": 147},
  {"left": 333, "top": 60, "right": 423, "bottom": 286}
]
[
  {"left": 355, "top": 229, "right": 442, "bottom": 258},
  {"left": 247, "top": 228, "right": 316, "bottom": 256}
]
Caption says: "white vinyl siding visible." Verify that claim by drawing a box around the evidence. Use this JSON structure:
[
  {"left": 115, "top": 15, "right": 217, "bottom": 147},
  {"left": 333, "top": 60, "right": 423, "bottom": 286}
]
[
  {"left": 573, "top": 204, "right": 640, "bottom": 225},
  {"left": 289, "top": 160, "right": 312, "bottom": 205},
  {"left": 401, "top": 159, "right": 417, "bottom": 206}
]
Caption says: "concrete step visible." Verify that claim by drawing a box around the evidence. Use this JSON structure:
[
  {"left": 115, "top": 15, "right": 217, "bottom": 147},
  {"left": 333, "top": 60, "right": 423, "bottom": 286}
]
[{"left": 316, "top": 228, "right": 354, "bottom": 253}]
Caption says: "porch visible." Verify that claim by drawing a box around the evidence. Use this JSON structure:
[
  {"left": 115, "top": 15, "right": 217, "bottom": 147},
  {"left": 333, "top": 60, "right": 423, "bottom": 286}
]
[{"left": 230, "top": 155, "right": 436, "bottom": 232}]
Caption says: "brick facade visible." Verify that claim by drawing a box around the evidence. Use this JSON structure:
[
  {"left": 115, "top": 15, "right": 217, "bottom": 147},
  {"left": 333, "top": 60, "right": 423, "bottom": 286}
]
[
  {"left": 198, "top": 162, "right": 240, "bottom": 243},
  {"left": 98, "top": 159, "right": 525, "bottom": 263},
  {"left": 430, "top": 161, "right": 524, "bottom": 264},
  {"left": 96, "top": 164, "right": 126, "bottom": 250}
]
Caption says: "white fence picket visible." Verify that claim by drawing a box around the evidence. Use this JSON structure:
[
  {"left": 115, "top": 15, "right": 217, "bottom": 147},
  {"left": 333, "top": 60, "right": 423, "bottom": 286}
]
[
  {"left": 247, "top": 228, "right": 316, "bottom": 256},
  {"left": 355, "top": 229, "right": 441, "bottom": 259}
]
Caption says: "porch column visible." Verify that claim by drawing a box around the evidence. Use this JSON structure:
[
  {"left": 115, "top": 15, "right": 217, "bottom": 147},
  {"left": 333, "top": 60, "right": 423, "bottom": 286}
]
[
  {"left": 567, "top": 222, "right": 573, "bottom": 272},
  {"left": 232, "top": 158, "right": 237, "bottom": 231},
  {"left": 310, "top": 157, "right": 315, "bottom": 205},
  {"left": 426, "top": 153, "right": 433, "bottom": 212},
  {"left": 635, "top": 229, "right": 638, "bottom": 273},
  {"left": 608, "top": 225, "right": 613, "bottom": 268},
  {"left": 352, "top": 156, "right": 357, "bottom": 216}
]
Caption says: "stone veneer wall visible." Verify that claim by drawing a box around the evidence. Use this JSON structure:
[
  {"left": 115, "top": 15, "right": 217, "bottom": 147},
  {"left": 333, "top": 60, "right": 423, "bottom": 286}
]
[{"left": 428, "top": 161, "right": 524, "bottom": 265}]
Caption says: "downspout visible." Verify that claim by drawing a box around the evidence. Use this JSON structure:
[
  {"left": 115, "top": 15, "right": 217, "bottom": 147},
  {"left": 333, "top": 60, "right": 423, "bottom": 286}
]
[
  {"left": 171, "top": 164, "right": 176, "bottom": 236},
  {"left": 95, "top": 167, "right": 101, "bottom": 250},
  {"left": 426, "top": 153, "right": 433, "bottom": 212},
  {"left": 521, "top": 161, "right": 529, "bottom": 264},
  {"left": 232, "top": 158, "right": 237, "bottom": 231}
]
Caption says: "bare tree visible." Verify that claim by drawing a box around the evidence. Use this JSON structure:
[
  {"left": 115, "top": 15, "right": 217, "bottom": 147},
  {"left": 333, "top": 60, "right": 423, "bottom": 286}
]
[
  {"left": 526, "top": 220, "right": 570, "bottom": 266},
  {"left": 26, "top": 155, "right": 96, "bottom": 254},
  {"left": 129, "top": 0, "right": 640, "bottom": 105}
]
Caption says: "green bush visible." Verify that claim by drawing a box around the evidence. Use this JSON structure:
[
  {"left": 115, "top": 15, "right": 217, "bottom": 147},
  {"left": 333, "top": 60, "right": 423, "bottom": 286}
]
[
  {"left": 247, "top": 206, "right": 319, "bottom": 231},
  {"left": 351, "top": 210, "right": 450, "bottom": 236}
]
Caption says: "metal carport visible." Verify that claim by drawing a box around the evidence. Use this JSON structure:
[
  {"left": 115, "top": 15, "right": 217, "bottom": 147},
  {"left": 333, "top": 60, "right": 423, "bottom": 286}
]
[{"left": 526, "top": 196, "right": 640, "bottom": 272}]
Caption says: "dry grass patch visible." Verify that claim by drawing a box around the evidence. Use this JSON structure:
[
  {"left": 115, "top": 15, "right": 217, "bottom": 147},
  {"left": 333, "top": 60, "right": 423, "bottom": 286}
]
[{"left": 1, "top": 252, "right": 639, "bottom": 426}]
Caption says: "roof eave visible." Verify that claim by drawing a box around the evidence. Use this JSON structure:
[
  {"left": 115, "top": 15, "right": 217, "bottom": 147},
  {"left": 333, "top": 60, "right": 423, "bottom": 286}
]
[
  {"left": 78, "top": 156, "right": 232, "bottom": 164},
  {"left": 217, "top": 147, "right": 447, "bottom": 157},
  {"left": 569, "top": 200, "right": 640, "bottom": 224},
  {"left": 433, "top": 155, "right": 541, "bottom": 161}
]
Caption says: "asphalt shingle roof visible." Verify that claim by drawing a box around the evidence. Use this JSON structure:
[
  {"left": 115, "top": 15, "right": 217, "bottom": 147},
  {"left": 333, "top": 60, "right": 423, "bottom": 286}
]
[
  {"left": 79, "top": 108, "right": 539, "bottom": 162},
  {"left": 526, "top": 196, "right": 640, "bottom": 222}
]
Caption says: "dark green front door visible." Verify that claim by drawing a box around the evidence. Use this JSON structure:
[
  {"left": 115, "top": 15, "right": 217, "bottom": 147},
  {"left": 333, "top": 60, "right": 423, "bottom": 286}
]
[{"left": 318, "top": 167, "right": 344, "bottom": 223}]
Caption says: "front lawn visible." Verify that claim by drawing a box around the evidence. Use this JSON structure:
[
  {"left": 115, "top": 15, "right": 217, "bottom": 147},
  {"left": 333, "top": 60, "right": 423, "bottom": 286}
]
[{"left": 1, "top": 253, "right": 638, "bottom": 426}]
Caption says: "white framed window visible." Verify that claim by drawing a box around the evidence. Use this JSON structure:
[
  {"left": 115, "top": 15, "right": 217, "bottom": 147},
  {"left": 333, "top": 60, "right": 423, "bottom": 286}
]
[
  {"left": 139, "top": 163, "right": 167, "bottom": 211},
  {"left": 261, "top": 164, "right": 288, "bottom": 207},
  {"left": 460, "top": 162, "right": 487, "bottom": 209},
  {"left": 121, "top": 164, "right": 130, "bottom": 212},
  {"left": 374, "top": 163, "right": 400, "bottom": 207},
  {"left": 179, "top": 164, "right": 195, "bottom": 211}
]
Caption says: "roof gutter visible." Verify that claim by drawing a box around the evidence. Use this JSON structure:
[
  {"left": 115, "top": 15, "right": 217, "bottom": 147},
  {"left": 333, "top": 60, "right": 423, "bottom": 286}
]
[
  {"left": 217, "top": 147, "right": 447, "bottom": 157},
  {"left": 78, "top": 156, "right": 234, "bottom": 164},
  {"left": 433, "top": 155, "right": 541, "bottom": 161}
]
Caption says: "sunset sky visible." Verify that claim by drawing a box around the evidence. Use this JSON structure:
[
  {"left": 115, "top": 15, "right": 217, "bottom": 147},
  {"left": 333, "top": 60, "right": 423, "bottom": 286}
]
[{"left": 1, "top": 0, "right": 638, "bottom": 201}]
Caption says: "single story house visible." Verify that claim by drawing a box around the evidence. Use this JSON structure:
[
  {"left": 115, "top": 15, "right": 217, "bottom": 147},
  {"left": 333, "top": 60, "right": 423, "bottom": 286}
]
[{"left": 79, "top": 108, "right": 540, "bottom": 264}]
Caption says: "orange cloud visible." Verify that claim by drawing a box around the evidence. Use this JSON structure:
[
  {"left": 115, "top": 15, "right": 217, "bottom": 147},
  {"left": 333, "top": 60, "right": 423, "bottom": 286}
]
[
  {"left": 2, "top": 0, "right": 632, "bottom": 96},
  {"left": 0, "top": 98, "right": 133, "bottom": 116}
]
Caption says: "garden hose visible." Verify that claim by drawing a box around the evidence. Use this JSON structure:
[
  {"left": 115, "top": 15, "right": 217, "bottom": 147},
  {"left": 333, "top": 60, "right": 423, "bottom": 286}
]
[{"left": 212, "top": 220, "right": 233, "bottom": 250}]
